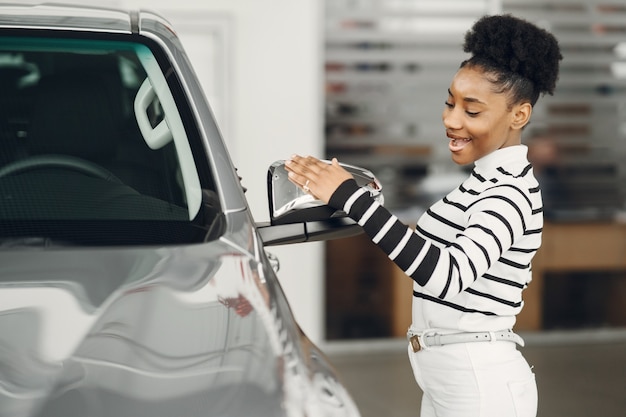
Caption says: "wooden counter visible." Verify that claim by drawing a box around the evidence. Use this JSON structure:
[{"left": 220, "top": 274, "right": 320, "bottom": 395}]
[{"left": 517, "top": 221, "right": 626, "bottom": 330}]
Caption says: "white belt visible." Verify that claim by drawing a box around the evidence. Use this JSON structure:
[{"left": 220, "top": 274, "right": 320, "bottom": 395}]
[{"left": 407, "top": 328, "right": 524, "bottom": 352}]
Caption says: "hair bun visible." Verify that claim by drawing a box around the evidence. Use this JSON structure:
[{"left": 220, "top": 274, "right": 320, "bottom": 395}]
[{"left": 463, "top": 14, "right": 562, "bottom": 95}]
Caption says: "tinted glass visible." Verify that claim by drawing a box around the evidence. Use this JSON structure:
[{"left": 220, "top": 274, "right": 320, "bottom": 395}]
[{"left": 0, "top": 35, "right": 223, "bottom": 246}]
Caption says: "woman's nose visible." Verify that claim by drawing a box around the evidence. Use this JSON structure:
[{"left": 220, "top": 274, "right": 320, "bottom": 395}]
[{"left": 442, "top": 108, "right": 461, "bottom": 130}]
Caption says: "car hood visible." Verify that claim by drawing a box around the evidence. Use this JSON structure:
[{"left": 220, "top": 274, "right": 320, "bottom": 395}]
[{"left": 0, "top": 238, "right": 315, "bottom": 417}]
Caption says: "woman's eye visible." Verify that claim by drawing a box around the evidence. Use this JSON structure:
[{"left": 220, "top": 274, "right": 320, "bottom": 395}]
[
  {"left": 444, "top": 101, "right": 453, "bottom": 108},
  {"left": 466, "top": 111, "right": 480, "bottom": 117}
]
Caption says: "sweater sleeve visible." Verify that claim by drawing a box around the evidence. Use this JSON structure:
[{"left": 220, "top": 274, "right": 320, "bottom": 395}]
[
  {"left": 329, "top": 179, "right": 440, "bottom": 289},
  {"left": 328, "top": 178, "right": 531, "bottom": 301}
]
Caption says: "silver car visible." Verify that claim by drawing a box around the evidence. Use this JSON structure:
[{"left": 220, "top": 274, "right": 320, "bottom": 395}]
[{"left": 0, "top": 3, "right": 383, "bottom": 417}]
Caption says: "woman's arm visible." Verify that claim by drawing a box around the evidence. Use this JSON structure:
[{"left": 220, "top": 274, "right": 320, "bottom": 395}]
[{"left": 285, "top": 155, "right": 528, "bottom": 301}]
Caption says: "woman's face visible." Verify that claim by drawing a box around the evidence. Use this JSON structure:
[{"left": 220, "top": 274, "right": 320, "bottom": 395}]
[{"left": 442, "top": 66, "right": 526, "bottom": 165}]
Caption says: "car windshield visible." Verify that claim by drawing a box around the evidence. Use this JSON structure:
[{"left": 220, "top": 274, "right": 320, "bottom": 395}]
[{"left": 0, "top": 35, "right": 223, "bottom": 247}]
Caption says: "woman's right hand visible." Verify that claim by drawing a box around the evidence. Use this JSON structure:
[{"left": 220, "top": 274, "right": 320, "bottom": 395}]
[{"left": 285, "top": 155, "right": 353, "bottom": 204}]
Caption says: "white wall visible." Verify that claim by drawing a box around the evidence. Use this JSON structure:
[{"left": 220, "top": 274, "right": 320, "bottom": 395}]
[{"left": 121, "top": 0, "right": 327, "bottom": 343}]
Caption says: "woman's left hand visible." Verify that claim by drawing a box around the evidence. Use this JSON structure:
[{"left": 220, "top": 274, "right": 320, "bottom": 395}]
[{"left": 285, "top": 155, "right": 353, "bottom": 204}]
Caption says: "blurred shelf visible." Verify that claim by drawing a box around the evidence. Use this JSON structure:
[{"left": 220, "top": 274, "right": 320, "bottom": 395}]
[{"left": 324, "top": 0, "right": 626, "bottom": 340}]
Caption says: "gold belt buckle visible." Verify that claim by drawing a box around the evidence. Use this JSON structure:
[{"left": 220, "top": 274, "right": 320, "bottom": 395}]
[{"left": 409, "top": 334, "right": 421, "bottom": 352}]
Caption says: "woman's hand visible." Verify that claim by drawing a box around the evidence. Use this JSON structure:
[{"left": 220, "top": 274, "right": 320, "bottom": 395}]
[{"left": 285, "top": 155, "right": 353, "bottom": 204}]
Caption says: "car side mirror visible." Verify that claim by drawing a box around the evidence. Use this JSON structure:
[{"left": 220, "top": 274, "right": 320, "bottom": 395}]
[
  {"left": 256, "top": 160, "right": 384, "bottom": 246},
  {"left": 267, "top": 160, "right": 383, "bottom": 225}
]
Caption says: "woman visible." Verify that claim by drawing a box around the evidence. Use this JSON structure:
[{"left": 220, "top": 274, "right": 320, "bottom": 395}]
[{"left": 286, "top": 14, "right": 562, "bottom": 417}]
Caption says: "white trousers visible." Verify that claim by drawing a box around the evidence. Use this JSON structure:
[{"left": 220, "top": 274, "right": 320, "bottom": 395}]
[{"left": 407, "top": 340, "right": 537, "bottom": 417}]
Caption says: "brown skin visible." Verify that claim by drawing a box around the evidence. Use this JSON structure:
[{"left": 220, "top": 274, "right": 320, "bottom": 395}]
[
  {"left": 286, "top": 66, "right": 533, "bottom": 204},
  {"left": 444, "top": 65, "right": 532, "bottom": 165},
  {"left": 285, "top": 156, "right": 352, "bottom": 204}
]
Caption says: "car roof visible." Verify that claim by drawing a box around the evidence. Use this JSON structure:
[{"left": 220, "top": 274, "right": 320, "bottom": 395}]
[{"left": 0, "top": 2, "right": 135, "bottom": 33}]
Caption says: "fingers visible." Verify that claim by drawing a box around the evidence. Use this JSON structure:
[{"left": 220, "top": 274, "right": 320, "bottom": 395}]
[
  {"left": 285, "top": 154, "right": 352, "bottom": 203},
  {"left": 285, "top": 155, "right": 312, "bottom": 189},
  {"left": 287, "top": 155, "right": 324, "bottom": 174},
  {"left": 285, "top": 155, "right": 323, "bottom": 196},
  {"left": 285, "top": 155, "right": 315, "bottom": 179}
]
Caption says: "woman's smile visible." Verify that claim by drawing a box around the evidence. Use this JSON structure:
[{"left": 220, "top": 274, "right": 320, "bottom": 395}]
[{"left": 447, "top": 132, "right": 472, "bottom": 152}]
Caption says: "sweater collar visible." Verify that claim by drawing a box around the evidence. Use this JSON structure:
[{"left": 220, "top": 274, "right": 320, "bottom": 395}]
[{"left": 474, "top": 145, "right": 529, "bottom": 175}]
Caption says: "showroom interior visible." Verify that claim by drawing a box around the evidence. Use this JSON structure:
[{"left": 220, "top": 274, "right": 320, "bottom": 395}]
[
  {"left": 35, "top": 0, "right": 626, "bottom": 415},
  {"left": 118, "top": 0, "right": 626, "bottom": 344},
  {"left": 322, "top": 0, "right": 626, "bottom": 341}
]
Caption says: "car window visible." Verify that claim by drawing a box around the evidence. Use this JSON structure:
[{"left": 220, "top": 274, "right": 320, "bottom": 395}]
[{"left": 0, "top": 35, "right": 223, "bottom": 247}]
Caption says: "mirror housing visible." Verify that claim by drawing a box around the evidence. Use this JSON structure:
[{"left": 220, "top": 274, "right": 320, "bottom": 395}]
[{"left": 257, "top": 160, "right": 384, "bottom": 246}]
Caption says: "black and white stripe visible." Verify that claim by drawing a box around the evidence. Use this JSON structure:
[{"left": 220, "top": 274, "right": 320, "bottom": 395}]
[{"left": 329, "top": 146, "right": 542, "bottom": 330}]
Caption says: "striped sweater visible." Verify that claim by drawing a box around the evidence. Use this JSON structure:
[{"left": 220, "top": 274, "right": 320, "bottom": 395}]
[{"left": 329, "top": 145, "right": 543, "bottom": 332}]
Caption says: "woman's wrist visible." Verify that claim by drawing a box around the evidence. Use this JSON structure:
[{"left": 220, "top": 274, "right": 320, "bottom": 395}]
[{"left": 328, "top": 178, "right": 360, "bottom": 212}]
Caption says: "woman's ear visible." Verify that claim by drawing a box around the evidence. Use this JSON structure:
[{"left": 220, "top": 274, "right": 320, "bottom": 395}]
[{"left": 512, "top": 102, "right": 532, "bottom": 130}]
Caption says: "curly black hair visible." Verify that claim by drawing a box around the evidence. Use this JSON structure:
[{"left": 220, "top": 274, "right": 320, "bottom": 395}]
[{"left": 461, "top": 14, "right": 562, "bottom": 107}]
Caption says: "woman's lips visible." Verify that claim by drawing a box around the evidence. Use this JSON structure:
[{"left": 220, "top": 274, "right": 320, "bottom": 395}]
[{"left": 448, "top": 134, "right": 471, "bottom": 152}]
